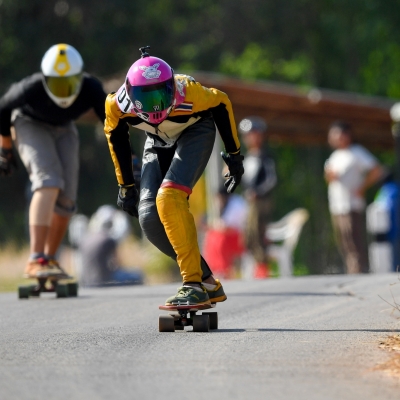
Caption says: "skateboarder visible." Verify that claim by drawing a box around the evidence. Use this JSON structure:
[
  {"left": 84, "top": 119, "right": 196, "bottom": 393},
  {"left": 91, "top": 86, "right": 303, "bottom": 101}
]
[
  {"left": 104, "top": 46, "right": 244, "bottom": 306},
  {"left": 0, "top": 43, "right": 107, "bottom": 278}
]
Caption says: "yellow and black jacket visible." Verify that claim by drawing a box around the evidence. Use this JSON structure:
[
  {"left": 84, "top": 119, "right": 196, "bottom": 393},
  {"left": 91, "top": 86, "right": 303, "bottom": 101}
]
[{"left": 104, "top": 74, "right": 240, "bottom": 186}]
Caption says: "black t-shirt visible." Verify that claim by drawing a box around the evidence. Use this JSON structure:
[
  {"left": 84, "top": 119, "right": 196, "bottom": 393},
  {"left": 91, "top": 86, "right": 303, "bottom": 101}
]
[
  {"left": 242, "top": 151, "right": 277, "bottom": 198},
  {"left": 0, "top": 72, "right": 106, "bottom": 136}
]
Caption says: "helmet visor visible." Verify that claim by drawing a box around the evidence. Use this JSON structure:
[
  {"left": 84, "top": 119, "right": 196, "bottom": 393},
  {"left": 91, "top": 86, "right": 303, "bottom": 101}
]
[
  {"left": 44, "top": 74, "right": 82, "bottom": 98},
  {"left": 127, "top": 78, "right": 174, "bottom": 113}
]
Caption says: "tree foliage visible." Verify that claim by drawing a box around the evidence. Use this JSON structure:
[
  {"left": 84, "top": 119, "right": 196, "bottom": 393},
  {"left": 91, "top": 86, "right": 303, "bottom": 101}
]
[{"left": 0, "top": 0, "right": 399, "bottom": 97}]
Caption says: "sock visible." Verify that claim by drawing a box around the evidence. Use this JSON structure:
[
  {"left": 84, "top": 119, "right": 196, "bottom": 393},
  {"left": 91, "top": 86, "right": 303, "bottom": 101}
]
[
  {"left": 30, "top": 252, "right": 45, "bottom": 261},
  {"left": 183, "top": 284, "right": 203, "bottom": 293},
  {"left": 202, "top": 282, "right": 217, "bottom": 291}
]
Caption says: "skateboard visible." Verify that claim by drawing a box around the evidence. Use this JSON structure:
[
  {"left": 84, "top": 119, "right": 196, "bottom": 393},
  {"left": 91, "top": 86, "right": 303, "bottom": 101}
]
[
  {"left": 18, "top": 274, "right": 78, "bottom": 299},
  {"left": 158, "top": 303, "right": 218, "bottom": 332}
]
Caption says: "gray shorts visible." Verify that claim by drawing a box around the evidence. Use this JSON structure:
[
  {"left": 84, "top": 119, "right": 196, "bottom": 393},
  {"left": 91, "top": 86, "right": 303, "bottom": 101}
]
[{"left": 13, "top": 114, "right": 79, "bottom": 216}]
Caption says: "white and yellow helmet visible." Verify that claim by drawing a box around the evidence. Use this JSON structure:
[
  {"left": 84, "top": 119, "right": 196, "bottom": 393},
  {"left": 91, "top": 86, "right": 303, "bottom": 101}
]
[{"left": 41, "top": 44, "right": 83, "bottom": 108}]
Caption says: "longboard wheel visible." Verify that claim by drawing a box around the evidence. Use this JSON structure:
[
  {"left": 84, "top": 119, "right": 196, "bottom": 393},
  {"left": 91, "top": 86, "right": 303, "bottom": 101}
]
[
  {"left": 203, "top": 312, "right": 218, "bottom": 330},
  {"left": 193, "top": 314, "right": 210, "bottom": 332},
  {"left": 159, "top": 315, "right": 175, "bottom": 332},
  {"left": 18, "top": 286, "right": 30, "bottom": 299},
  {"left": 174, "top": 323, "right": 184, "bottom": 330},
  {"left": 56, "top": 284, "right": 68, "bottom": 298},
  {"left": 67, "top": 282, "right": 78, "bottom": 297},
  {"left": 29, "top": 285, "right": 40, "bottom": 297}
]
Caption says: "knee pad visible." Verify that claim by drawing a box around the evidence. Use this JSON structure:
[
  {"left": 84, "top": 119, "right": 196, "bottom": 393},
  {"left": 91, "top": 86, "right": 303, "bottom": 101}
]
[
  {"left": 139, "top": 199, "right": 177, "bottom": 259},
  {"left": 138, "top": 200, "right": 158, "bottom": 232},
  {"left": 29, "top": 187, "right": 59, "bottom": 226},
  {"left": 54, "top": 192, "right": 76, "bottom": 217}
]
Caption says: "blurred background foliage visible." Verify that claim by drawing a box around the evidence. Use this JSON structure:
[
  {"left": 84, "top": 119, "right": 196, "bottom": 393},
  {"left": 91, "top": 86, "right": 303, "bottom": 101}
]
[
  {"left": 1, "top": 0, "right": 399, "bottom": 96},
  {"left": 0, "top": 0, "right": 399, "bottom": 273}
]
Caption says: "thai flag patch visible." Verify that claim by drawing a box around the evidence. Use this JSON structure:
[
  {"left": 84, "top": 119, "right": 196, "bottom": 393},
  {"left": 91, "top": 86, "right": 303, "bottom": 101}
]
[{"left": 175, "top": 102, "right": 193, "bottom": 112}]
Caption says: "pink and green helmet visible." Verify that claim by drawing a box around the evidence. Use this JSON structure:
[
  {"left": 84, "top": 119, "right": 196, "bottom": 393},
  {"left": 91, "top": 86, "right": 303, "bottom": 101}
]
[{"left": 125, "top": 47, "right": 175, "bottom": 124}]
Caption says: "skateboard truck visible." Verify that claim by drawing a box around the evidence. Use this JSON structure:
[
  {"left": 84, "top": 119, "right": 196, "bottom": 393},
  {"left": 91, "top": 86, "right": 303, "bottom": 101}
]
[
  {"left": 158, "top": 304, "right": 218, "bottom": 332},
  {"left": 18, "top": 275, "right": 78, "bottom": 299}
]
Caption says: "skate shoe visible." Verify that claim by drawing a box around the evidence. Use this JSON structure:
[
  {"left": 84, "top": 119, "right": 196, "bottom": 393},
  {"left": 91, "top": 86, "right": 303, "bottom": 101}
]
[
  {"left": 47, "top": 258, "right": 69, "bottom": 277},
  {"left": 23, "top": 257, "right": 63, "bottom": 278},
  {"left": 205, "top": 279, "right": 227, "bottom": 303},
  {"left": 165, "top": 286, "right": 211, "bottom": 306}
]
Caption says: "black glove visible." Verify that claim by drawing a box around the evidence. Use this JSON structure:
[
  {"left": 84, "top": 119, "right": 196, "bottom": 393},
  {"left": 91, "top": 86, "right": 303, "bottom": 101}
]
[
  {"left": 117, "top": 184, "right": 139, "bottom": 218},
  {"left": 0, "top": 147, "right": 18, "bottom": 176},
  {"left": 221, "top": 152, "right": 244, "bottom": 193}
]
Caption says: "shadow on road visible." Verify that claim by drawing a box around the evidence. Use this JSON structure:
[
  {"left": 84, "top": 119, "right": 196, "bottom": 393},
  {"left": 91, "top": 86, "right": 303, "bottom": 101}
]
[
  {"left": 258, "top": 328, "right": 400, "bottom": 332},
  {"left": 211, "top": 328, "right": 400, "bottom": 333},
  {"left": 230, "top": 292, "right": 355, "bottom": 297}
]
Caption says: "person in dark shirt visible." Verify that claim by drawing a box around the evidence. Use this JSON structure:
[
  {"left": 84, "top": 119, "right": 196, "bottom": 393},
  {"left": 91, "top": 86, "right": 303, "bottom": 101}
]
[
  {"left": 0, "top": 43, "right": 106, "bottom": 279},
  {"left": 238, "top": 116, "right": 277, "bottom": 278}
]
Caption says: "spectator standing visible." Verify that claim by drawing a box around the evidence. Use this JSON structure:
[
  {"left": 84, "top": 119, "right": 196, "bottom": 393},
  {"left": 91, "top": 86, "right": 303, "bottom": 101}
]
[
  {"left": 324, "top": 121, "right": 384, "bottom": 274},
  {"left": 238, "top": 116, "right": 277, "bottom": 278}
]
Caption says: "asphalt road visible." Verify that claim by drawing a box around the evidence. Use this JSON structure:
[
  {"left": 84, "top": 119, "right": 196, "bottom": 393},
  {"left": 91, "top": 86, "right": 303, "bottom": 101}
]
[{"left": 1, "top": 274, "right": 400, "bottom": 400}]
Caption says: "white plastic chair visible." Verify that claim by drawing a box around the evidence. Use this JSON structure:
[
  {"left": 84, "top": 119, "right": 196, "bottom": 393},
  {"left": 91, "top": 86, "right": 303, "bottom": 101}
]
[
  {"left": 366, "top": 202, "right": 392, "bottom": 273},
  {"left": 265, "top": 208, "right": 309, "bottom": 277}
]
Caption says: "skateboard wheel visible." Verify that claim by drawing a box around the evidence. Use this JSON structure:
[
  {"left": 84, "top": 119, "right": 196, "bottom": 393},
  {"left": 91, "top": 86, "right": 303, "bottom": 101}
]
[
  {"left": 174, "top": 324, "right": 184, "bottom": 330},
  {"left": 193, "top": 314, "right": 210, "bottom": 332},
  {"left": 29, "top": 285, "right": 40, "bottom": 297},
  {"left": 18, "top": 286, "right": 30, "bottom": 299},
  {"left": 56, "top": 284, "right": 68, "bottom": 298},
  {"left": 67, "top": 283, "right": 78, "bottom": 297},
  {"left": 203, "top": 312, "right": 218, "bottom": 330},
  {"left": 159, "top": 315, "right": 175, "bottom": 332}
]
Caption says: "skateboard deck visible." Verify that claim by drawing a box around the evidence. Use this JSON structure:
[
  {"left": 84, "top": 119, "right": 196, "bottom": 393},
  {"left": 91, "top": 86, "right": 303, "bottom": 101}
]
[
  {"left": 18, "top": 274, "right": 78, "bottom": 299},
  {"left": 158, "top": 303, "right": 218, "bottom": 332}
]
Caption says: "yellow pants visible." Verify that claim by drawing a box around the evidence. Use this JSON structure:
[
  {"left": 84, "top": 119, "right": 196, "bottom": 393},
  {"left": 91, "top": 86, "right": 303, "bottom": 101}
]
[{"left": 156, "top": 187, "right": 202, "bottom": 283}]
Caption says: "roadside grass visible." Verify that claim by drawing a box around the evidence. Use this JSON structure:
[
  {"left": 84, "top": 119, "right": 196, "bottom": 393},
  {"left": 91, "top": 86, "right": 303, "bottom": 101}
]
[
  {"left": 268, "top": 260, "right": 310, "bottom": 277},
  {"left": 376, "top": 271, "right": 400, "bottom": 379},
  {"left": 377, "top": 335, "right": 400, "bottom": 378},
  {"left": 0, "top": 243, "right": 29, "bottom": 292},
  {"left": 1, "top": 237, "right": 309, "bottom": 293},
  {"left": 0, "top": 236, "right": 179, "bottom": 293}
]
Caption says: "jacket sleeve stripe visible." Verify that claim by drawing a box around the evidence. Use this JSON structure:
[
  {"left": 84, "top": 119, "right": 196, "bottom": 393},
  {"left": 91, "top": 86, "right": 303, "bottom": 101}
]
[{"left": 104, "top": 93, "right": 135, "bottom": 185}]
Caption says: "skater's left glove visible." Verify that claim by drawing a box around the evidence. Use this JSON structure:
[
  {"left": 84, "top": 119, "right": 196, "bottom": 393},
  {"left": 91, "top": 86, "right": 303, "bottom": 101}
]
[
  {"left": 221, "top": 152, "right": 244, "bottom": 193},
  {"left": 117, "top": 184, "right": 139, "bottom": 218},
  {"left": 0, "top": 147, "right": 18, "bottom": 177}
]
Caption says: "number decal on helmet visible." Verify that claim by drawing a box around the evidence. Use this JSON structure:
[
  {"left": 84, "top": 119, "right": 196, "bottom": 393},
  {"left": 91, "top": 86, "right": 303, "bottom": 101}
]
[{"left": 116, "top": 86, "right": 133, "bottom": 113}]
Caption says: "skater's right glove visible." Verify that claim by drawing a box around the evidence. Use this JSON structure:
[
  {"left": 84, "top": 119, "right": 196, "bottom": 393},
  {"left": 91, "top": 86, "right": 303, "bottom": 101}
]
[
  {"left": 117, "top": 184, "right": 139, "bottom": 218},
  {"left": 0, "top": 147, "right": 18, "bottom": 177}
]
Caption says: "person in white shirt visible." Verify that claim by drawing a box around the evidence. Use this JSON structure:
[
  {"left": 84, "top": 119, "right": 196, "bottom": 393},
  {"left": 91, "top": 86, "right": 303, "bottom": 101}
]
[{"left": 324, "top": 121, "right": 384, "bottom": 273}]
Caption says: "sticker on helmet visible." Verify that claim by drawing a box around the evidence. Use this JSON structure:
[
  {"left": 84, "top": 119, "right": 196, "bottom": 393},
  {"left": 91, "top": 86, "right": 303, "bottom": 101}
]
[
  {"left": 135, "top": 111, "right": 150, "bottom": 121},
  {"left": 175, "top": 78, "right": 185, "bottom": 97},
  {"left": 135, "top": 100, "right": 143, "bottom": 109},
  {"left": 153, "top": 105, "right": 160, "bottom": 111},
  {"left": 139, "top": 63, "right": 161, "bottom": 80}
]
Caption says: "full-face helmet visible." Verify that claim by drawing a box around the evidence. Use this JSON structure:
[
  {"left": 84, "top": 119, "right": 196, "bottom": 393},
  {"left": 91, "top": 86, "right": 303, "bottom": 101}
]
[
  {"left": 41, "top": 43, "right": 83, "bottom": 108},
  {"left": 125, "top": 46, "right": 175, "bottom": 124}
]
